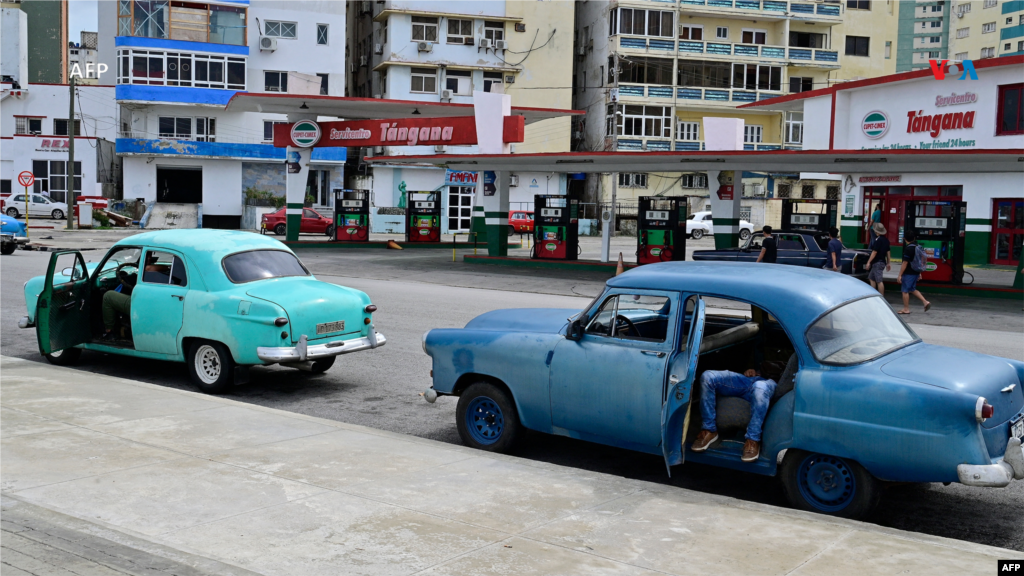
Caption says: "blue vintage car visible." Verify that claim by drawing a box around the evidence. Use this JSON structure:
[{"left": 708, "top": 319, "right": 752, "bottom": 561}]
[
  {"left": 1, "top": 213, "right": 28, "bottom": 255},
  {"left": 19, "top": 229, "right": 385, "bottom": 393},
  {"left": 692, "top": 230, "right": 871, "bottom": 279},
  {"left": 422, "top": 261, "right": 1024, "bottom": 518}
]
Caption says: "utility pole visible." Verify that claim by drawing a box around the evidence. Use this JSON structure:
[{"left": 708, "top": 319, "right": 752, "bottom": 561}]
[
  {"left": 601, "top": 54, "right": 619, "bottom": 263},
  {"left": 66, "top": 75, "right": 76, "bottom": 230}
]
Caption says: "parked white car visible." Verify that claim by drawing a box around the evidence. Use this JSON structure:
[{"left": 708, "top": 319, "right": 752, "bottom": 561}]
[
  {"left": 3, "top": 193, "right": 68, "bottom": 220},
  {"left": 686, "top": 211, "right": 754, "bottom": 241}
]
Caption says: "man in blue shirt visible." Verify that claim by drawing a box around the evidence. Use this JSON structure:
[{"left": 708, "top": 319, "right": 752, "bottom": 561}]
[{"left": 825, "top": 227, "right": 844, "bottom": 272}]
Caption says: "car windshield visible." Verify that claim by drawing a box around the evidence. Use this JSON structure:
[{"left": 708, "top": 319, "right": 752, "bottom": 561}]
[
  {"left": 222, "top": 249, "right": 309, "bottom": 283},
  {"left": 806, "top": 297, "right": 918, "bottom": 364}
]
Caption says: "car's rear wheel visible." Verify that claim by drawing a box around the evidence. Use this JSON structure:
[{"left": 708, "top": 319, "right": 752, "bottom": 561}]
[
  {"left": 325, "top": 224, "right": 335, "bottom": 238},
  {"left": 188, "top": 341, "right": 234, "bottom": 394},
  {"left": 739, "top": 229, "right": 751, "bottom": 241},
  {"left": 45, "top": 347, "right": 82, "bottom": 366},
  {"left": 507, "top": 225, "right": 516, "bottom": 237},
  {"left": 691, "top": 229, "right": 704, "bottom": 240},
  {"left": 310, "top": 356, "right": 336, "bottom": 374},
  {"left": 51, "top": 209, "right": 64, "bottom": 220},
  {"left": 456, "top": 382, "right": 521, "bottom": 453},
  {"left": 780, "top": 449, "right": 880, "bottom": 519},
  {"left": 274, "top": 223, "right": 286, "bottom": 236},
  {"left": 6, "top": 207, "right": 19, "bottom": 218}
]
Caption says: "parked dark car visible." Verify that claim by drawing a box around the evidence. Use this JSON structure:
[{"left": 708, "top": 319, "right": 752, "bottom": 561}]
[{"left": 692, "top": 230, "right": 871, "bottom": 279}]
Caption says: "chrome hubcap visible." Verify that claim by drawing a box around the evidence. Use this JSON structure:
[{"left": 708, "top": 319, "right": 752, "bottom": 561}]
[{"left": 195, "top": 345, "right": 221, "bottom": 384}]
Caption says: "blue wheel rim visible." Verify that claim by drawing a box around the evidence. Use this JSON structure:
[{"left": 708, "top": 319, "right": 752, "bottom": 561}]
[
  {"left": 465, "top": 396, "right": 504, "bottom": 445},
  {"left": 796, "top": 454, "right": 856, "bottom": 512}
]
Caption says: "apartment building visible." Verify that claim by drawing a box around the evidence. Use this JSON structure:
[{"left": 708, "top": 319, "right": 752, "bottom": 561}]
[
  {"left": 894, "top": 0, "right": 949, "bottom": 71},
  {"left": 100, "top": 0, "right": 346, "bottom": 229},
  {"left": 346, "top": 0, "right": 574, "bottom": 234},
  {"left": 5, "top": 0, "right": 68, "bottom": 84},
  {"left": 68, "top": 31, "right": 100, "bottom": 85},
  {"left": 949, "top": 0, "right": 1024, "bottom": 62}
]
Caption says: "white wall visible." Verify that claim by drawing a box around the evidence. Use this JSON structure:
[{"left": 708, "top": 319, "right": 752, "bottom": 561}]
[
  {"left": 249, "top": 1, "right": 346, "bottom": 96},
  {"left": 802, "top": 95, "right": 833, "bottom": 150},
  {"left": 1, "top": 8, "right": 28, "bottom": 87},
  {"left": 123, "top": 156, "right": 243, "bottom": 215},
  {"left": 386, "top": 0, "right": 505, "bottom": 18}
]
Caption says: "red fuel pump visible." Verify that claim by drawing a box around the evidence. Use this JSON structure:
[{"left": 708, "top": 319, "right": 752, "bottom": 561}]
[
  {"left": 333, "top": 189, "right": 369, "bottom": 242},
  {"left": 405, "top": 192, "right": 441, "bottom": 243}
]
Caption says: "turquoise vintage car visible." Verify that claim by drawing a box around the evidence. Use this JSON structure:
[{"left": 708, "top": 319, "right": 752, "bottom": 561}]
[{"left": 19, "top": 229, "right": 385, "bottom": 393}]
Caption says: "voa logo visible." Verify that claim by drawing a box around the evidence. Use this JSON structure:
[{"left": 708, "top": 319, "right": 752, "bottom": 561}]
[{"left": 928, "top": 59, "right": 978, "bottom": 81}]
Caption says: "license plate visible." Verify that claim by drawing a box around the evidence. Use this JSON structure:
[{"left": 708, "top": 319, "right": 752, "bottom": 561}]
[
  {"left": 316, "top": 320, "right": 345, "bottom": 335},
  {"left": 1012, "top": 418, "right": 1024, "bottom": 441}
]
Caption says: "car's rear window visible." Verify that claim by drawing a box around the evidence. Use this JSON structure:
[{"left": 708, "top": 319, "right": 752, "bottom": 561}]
[{"left": 222, "top": 250, "right": 309, "bottom": 283}]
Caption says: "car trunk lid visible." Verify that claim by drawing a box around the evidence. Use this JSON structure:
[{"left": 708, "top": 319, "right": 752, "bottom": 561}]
[{"left": 245, "top": 277, "right": 367, "bottom": 343}]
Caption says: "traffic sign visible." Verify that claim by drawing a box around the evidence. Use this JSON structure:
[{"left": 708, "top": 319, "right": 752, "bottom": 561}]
[{"left": 17, "top": 171, "right": 34, "bottom": 187}]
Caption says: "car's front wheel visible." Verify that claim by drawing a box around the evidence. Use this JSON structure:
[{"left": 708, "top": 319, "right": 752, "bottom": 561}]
[
  {"left": 780, "top": 449, "right": 880, "bottom": 519},
  {"left": 456, "top": 382, "right": 521, "bottom": 453},
  {"left": 325, "top": 224, "right": 335, "bottom": 238},
  {"left": 690, "top": 229, "right": 704, "bottom": 240},
  {"left": 45, "top": 347, "right": 82, "bottom": 366},
  {"left": 274, "top": 223, "right": 286, "bottom": 236},
  {"left": 51, "top": 209, "right": 64, "bottom": 220},
  {"left": 188, "top": 341, "right": 234, "bottom": 394},
  {"left": 6, "top": 207, "right": 19, "bottom": 218},
  {"left": 1, "top": 242, "right": 16, "bottom": 255},
  {"left": 739, "top": 229, "right": 751, "bottom": 241}
]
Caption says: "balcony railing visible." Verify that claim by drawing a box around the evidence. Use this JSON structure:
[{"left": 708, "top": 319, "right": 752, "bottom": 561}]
[
  {"left": 679, "top": 0, "right": 842, "bottom": 17},
  {"left": 677, "top": 40, "right": 839, "bottom": 64},
  {"left": 617, "top": 139, "right": 795, "bottom": 152},
  {"left": 618, "top": 84, "right": 785, "bottom": 103}
]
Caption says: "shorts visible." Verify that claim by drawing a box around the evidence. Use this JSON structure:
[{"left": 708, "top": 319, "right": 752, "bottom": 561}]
[
  {"left": 901, "top": 273, "right": 919, "bottom": 293},
  {"left": 868, "top": 261, "right": 886, "bottom": 283}
]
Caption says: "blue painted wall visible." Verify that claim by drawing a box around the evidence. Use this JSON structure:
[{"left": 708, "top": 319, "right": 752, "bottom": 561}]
[
  {"left": 117, "top": 138, "right": 346, "bottom": 162},
  {"left": 116, "top": 85, "right": 241, "bottom": 105}
]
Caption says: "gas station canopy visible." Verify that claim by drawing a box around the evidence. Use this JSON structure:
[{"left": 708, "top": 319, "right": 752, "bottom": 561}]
[
  {"left": 367, "top": 149, "right": 1024, "bottom": 174},
  {"left": 224, "top": 93, "right": 582, "bottom": 125}
]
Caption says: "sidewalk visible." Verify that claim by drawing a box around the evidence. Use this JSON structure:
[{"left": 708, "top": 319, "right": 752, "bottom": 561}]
[{"left": 1, "top": 355, "right": 1015, "bottom": 576}]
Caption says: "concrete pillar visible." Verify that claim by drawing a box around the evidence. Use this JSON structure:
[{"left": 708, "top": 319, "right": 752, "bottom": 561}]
[
  {"left": 477, "top": 170, "right": 509, "bottom": 256},
  {"left": 284, "top": 113, "right": 314, "bottom": 242},
  {"left": 707, "top": 170, "right": 742, "bottom": 249}
]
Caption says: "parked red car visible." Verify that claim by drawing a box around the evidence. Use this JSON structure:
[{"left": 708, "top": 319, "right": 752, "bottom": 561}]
[
  {"left": 262, "top": 207, "right": 334, "bottom": 236},
  {"left": 508, "top": 210, "right": 534, "bottom": 236}
]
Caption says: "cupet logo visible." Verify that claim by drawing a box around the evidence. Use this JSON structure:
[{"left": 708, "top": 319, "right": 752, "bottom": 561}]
[
  {"left": 289, "top": 120, "right": 321, "bottom": 147},
  {"left": 928, "top": 59, "right": 978, "bottom": 81},
  {"left": 861, "top": 110, "right": 890, "bottom": 139}
]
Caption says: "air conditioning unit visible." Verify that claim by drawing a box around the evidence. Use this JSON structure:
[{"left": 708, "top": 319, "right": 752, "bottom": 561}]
[
  {"left": 359, "top": 55, "right": 368, "bottom": 67},
  {"left": 753, "top": 185, "right": 766, "bottom": 197},
  {"left": 504, "top": 74, "right": 515, "bottom": 84},
  {"left": 576, "top": 46, "right": 586, "bottom": 56},
  {"left": 479, "top": 38, "right": 492, "bottom": 50},
  {"left": 360, "top": 0, "right": 371, "bottom": 14},
  {"left": 509, "top": 174, "right": 519, "bottom": 187},
  {"left": 494, "top": 40, "right": 508, "bottom": 50},
  {"left": 434, "top": 145, "right": 446, "bottom": 153},
  {"left": 417, "top": 41, "right": 433, "bottom": 52},
  {"left": 374, "top": 43, "right": 383, "bottom": 54},
  {"left": 440, "top": 89, "right": 454, "bottom": 100},
  {"left": 259, "top": 36, "right": 278, "bottom": 51},
  {"left": 465, "top": 37, "right": 475, "bottom": 46}
]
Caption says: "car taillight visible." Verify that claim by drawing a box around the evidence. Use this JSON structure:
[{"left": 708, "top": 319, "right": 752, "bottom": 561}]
[{"left": 976, "top": 397, "right": 995, "bottom": 422}]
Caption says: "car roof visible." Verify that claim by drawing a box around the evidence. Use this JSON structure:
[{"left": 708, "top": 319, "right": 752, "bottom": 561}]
[
  {"left": 113, "top": 229, "right": 293, "bottom": 264},
  {"left": 607, "top": 261, "right": 876, "bottom": 327}
]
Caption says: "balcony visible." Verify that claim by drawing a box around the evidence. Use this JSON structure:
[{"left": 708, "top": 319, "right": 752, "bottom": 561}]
[
  {"left": 675, "top": 141, "right": 789, "bottom": 150},
  {"left": 679, "top": 0, "right": 842, "bottom": 23},
  {"left": 676, "top": 40, "right": 839, "bottom": 67},
  {"left": 616, "top": 139, "right": 793, "bottom": 152}
]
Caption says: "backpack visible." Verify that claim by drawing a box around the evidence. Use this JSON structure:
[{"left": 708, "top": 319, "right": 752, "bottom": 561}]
[{"left": 909, "top": 243, "right": 927, "bottom": 274}]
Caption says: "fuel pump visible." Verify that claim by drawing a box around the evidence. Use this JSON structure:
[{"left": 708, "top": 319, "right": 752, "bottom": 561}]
[
  {"left": 533, "top": 194, "right": 579, "bottom": 260},
  {"left": 333, "top": 189, "right": 369, "bottom": 242},
  {"left": 780, "top": 198, "right": 839, "bottom": 234},
  {"left": 637, "top": 196, "right": 687, "bottom": 265},
  {"left": 903, "top": 200, "right": 966, "bottom": 284},
  {"left": 405, "top": 192, "right": 441, "bottom": 243}
]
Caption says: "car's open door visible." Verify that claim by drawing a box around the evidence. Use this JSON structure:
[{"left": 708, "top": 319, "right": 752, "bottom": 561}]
[
  {"left": 36, "top": 251, "right": 92, "bottom": 355},
  {"left": 661, "top": 296, "right": 705, "bottom": 473}
]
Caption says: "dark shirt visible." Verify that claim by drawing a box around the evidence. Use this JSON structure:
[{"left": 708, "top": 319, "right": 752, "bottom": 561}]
[
  {"left": 870, "top": 235, "right": 890, "bottom": 262},
  {"left": 902, "top": 243, "right": 920, "bottom": 275},
  {"left": 760, "top": 236, "right": 777, "bottom": 263},
  {"left": 826, "top": 238, "right": 844, "bottom": 269}
]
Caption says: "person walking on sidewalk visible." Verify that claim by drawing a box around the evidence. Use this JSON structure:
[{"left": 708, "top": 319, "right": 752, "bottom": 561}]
[
  {"left": 825, "top": 227, "right": 844, "bottom": 272},
  {"left": 865, "top": 222, "right": 891, "bottom": 295},
  {"left": 897, "top": 230, "right": 931, "bottom": 315},
  {"left": 868, "top": 204, "right": 882, "bottom": 245},
  {"left": 756, "top": 225, "right": 777, "bottom": 264},
  {"left": 691, "top": 367, "right": 777, "bottom": 463}
]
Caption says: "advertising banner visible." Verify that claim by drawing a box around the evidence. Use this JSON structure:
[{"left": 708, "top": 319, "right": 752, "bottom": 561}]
[{"left": 274, "top": 116, "right": 525, "bottom": 148}]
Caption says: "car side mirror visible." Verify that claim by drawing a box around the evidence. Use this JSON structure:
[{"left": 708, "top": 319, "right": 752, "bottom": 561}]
[
  {"left": 566, "top": 318, "right": 582, "bottom": 341},
  {"left": 61, "top": 267, "right": 73, "bottom": 277}
]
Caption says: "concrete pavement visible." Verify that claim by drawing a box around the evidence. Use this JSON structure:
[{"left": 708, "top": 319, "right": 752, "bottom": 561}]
[{"left": 1, "top": 355, "right": 1017, "bottom": 576}]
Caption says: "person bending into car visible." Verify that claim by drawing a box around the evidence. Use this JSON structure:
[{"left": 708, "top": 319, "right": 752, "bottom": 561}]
[
  {"left": 100, "top": 253, "right": 166, "bottom": 341},
  {"left": 691, "top": 367, "right": 777, "bottom": 463}
]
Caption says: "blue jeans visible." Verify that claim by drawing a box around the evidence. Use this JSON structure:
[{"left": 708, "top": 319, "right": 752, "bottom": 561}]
[{"left": 700, "top": 370, "right": 777, "bottom": 442}]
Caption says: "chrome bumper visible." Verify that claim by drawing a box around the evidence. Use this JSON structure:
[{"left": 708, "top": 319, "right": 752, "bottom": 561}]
[
  {"left": 957, "top": 437, "right": 1024, "bottom": 487},
  {"left": 256, "top": 328, "right": 386, "bottom": 363},
  {"left": 2, "top": 235, "right": 28, "bottom": 245}
]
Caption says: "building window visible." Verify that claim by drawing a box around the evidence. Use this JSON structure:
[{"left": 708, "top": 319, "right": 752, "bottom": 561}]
[
  {"left": 317, "top": 23, "right": 329, "bottom": 45},
  {"left": 484, "top": 21, "right": 504, "bottom": 43},
  {"left": 744, "top": 125, "right": 763, "bottom": 143},
  {"left": 741, "top": 29, "right": 767, "bottom": 45},
  {"left": 1005, "top": 42, "right": 1012, "bottom": 51},
  {"left": 118, "top": 48, "right": 245, "bottom": 90},
  {"left": 46, "top": 161, "right": 82, "bottom": 202},
  {"left": 885, "top": 40, "right": 892, "bottom": 58},
  {"left": 158, "top": 117, "right": 192, "bottom": 139},
  {"left": 983, "top": 0, "right": 997, "bottom": 7},
  {"left": 732, "top": 64, "right": 782, "bottom": 91},
  {"left": 483, "top": 71, "right": 503, "bottom": 93},
  {"left": 845, "top": 35, "right": 870, "bottom": 56},
  {"left": 716, "top": 26, "right": 729, "bottom": 40},
  {"left": 930, "top": 4, "right": 942, "bottom": 12},
  {"left": 195, "top": 117, "right": 215, "bottom": 142},
  {"left": 777, "top": 184, "right": 791, "bottom": 198},
  {"left": 53, "top": 119, "right": 81, "bottom": 136},
  {"left": 801, "top": 185, "right": 816, "bottom": 199},
  {"left": 930, "top": 36, "right": 941, "bottom": 43},
  {"left": 826, "top": 186, "right": 840, "bottom": 200},
  {"left": 264, "top": 71, "right": 288, "bottom": 92},
  {"left": 997, "top": 83, "right": 1024, "bottom": 136},
  {"left": 411, "top": 67, "right": 437, "bottom": 93},
  {"left": 447, "top": 18, "right": 473, "bottom": 44},
  {"left": 982, "top": 22, "right": 996, "bottom": 33},
  {"left": 610, "top": 8, "right": 674, "bottom": 37},
  {"left": 677, "top": 121, "right": 699, "bottom": 141},
  {"left": 263, "top": 121, "right": 288, "bottom": 141},
  {"left": 790, "top": 31, "right": 826, "bottom": 48},
  {"left": 317, "top": 73, "right": 329, "bottom": 95},
  {"left": 618, "top": 173, "right": 648, "bottom": 188},
  {"left": 957, "top": 27, "right": 969, "bottom": 38},
  {"left": 264, "top": 20, "right": 296, "bottom": 39},
  {"left": 981, "top": 46, "right": 996, "bottom": 58},
  {"left": 785, "top": 112, "right": 804, "bottom": 144},
  {"left": 677, "top": 60, "right": 733, "bottom": 88},
  {"left": 118, "top": 1, "right": 246, "bottom": 45},
  {"left": 1007, "top": 17, "right": 1014, "bottom": 24},
  {"left": 955, "top": 51, "right": 969, "bottom": 60},
  {"left": 619, "top": 57, "right": 673, "bottom": 85},
  {"left": 930, "top": 20, "right": 942, "bottom": 28},
  {"left": 681, "top": 173, "right": 707, "bottom": 188},
  {"left": 928, "top": 51, "right": 940, "bottom": 58},
  {"left": 847, "top": 0, "right": 870, "bottom": 9},
  {"left": 15, "top": 118, "right": 43, "bottom": 135},
  {"left": 679, "top": 24, "right": 703, "bottom": 40},
  {"left": 445, "top": 69, "right": 471, "bottom": 94},
  {"left": 610, "top": 105, "right": 673, "bottom": 138},
  {"left": 1018, "top": 40, "right": 1024, "bottom": 51},
  {"left": 412, "top": 16, "right": 438, "bottom": 42},
  {"left": 790, "top": 76, "right": 813, "bottom": 93}
]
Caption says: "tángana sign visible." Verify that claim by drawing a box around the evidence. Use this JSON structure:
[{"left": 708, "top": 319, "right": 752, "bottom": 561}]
[{"left": 274, "top": 116, "right": 526, "bottom": 148}]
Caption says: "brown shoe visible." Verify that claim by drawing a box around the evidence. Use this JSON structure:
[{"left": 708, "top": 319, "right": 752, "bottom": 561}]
[
  {"left": 691, "top": 430, "right": 718, "bottom": 452},
  {"left": 741, "top": 440, "right": 760, "bottom": 462}
]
